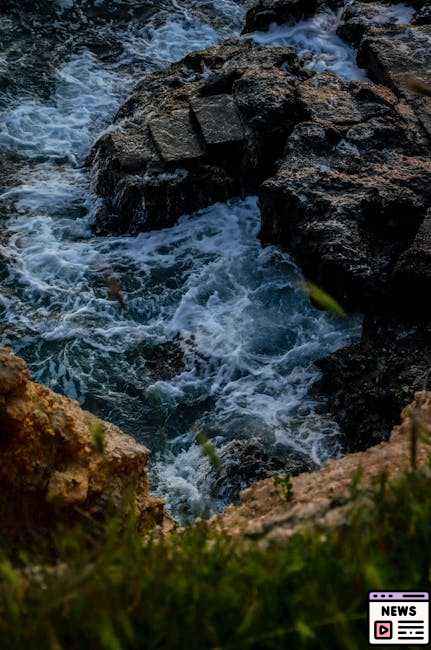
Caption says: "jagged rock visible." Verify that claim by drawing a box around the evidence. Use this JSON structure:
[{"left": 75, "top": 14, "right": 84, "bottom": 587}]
[
  {"left": 357, "top": 24, "right": 431, "bottom": 136},
  {"left": 337, "top": 2, "right": 415, "bottom": 47},
  {"left": 0, "top": 347, "right": 173, "bottom": 536},
  {"left": 254, "top": 55, "right": 431, "bottom": 450},
  {"left": 215, "top": 391, "right": 431, "bottom": 541},
  {"left": 315, "top": 318, "right": 431, "bottom": 452},
  {"left": 207, "top": 438, "right": 315, "bottom": 502},
  {"left": 89, "top": 39, "right": 307, "bottom": 233},
  {"left": 259, "top": 72, "right": 431, "bottom": 311}
]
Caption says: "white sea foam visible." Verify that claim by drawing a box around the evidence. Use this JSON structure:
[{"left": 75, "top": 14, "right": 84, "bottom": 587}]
[
  {"left": 0, "top": 0, "right": 360, "bottom": 519},
  {"left": 251, "top": 9, "right": 366, "bottom": 80}
]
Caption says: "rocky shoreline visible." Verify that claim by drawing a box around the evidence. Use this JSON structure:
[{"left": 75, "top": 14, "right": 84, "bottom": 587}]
[
  {"left": 89, "top": 0, "right": 431, "bottom": 453},
  {"left": 0, "top": 0, "right": 430, "bottom": 527},
  {"left": 216, "top": 388, "right": 431, "bottom": 541}
]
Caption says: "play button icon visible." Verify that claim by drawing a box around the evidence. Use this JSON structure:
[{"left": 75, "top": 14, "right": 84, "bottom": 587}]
[{"left": 375, "top": 621, "right": 393, "bottom": 639}]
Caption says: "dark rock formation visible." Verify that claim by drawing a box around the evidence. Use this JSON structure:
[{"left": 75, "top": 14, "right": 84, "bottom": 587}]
[
  {"left": 242, "top": 0, "right": 360, "bottom": 33},
  {"left": 315, "top": 318, "right": 431, "bottom": 451},
  {"left": 89, "top": 1, "right": 431, "bottom": 453},
  {"left": 243, "top": 0, "right": 323, "bottom": 33},
  {"left": 259, "top": 73, "right": 431, "bottom": 312},
  {"left": 357, "top": 24, "right": 431, "bottom": 136},
  {"left": 207, "top": 437, "right": 315, "bottom": 502},
  {"left": 256, "top": 58, "right": 431, "bottom": 449},
  {"left": 414, "top": 4, "right": 431, "bottom": 26},
  {"left": 393, "top": 210, "right": 431, "bottom": 314},
  {"left": 337, "top": 2, "right": 415, "bottom": 47},
  {"left": 89, "top": 39, "right": 307, "bottom": 233}
]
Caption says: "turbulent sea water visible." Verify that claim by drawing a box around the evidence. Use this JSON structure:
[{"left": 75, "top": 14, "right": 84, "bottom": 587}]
[{"left": 0, "top": 0, "right": 362, "bottom": 519}]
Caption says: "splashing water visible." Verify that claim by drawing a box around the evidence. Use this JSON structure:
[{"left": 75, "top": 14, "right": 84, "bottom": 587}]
[
  {"left": 251, "top": 9, "right": 366, "bottom": 80},
  {"left": 0, "top": 1, "right": 361, "bottom": 519}
]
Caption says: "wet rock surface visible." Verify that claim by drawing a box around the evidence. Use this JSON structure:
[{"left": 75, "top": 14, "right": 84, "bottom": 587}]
[
  {"left": 357, "top": 24, "right": 431, "bottom": 136},
  {"left": 89, "top": 39, "right": 307, "bottom": 233},
  {"left": 0, "top": 347, "right": 173, "bottom": 537},
  {"left": 242, "top": 0, "right": 343, "bottom": 33},
  {"left": 90, "top": 0, "right": 431, "bottom": 454},
  {"left": 315, "top": 318, "right": 431, "bottom": 451},
  {"left": 259, "top": 73, "right": 431, "bottom": 312}
]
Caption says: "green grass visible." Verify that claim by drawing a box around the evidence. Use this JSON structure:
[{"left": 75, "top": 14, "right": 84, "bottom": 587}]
[{"left": 1, "top": 467, "right": 431, "bottom": 649}]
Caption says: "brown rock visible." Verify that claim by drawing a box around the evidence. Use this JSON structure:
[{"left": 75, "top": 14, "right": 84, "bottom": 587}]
[
  {"left": 215, "top": 391, "right": 431, "bottom": 542},
  {"left": 357, "top": 24, "right": 431, "bottom": 136},
  {"left": 0, "top": 347, "right": 174, "bottom": 537},
  {"left": 89, "top": 39, "right": 306, "bottom": 234}
]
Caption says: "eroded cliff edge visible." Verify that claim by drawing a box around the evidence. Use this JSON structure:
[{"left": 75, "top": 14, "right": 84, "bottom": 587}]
[
  {"left": 2, "top": 342, "right": 428, "bottom": 545},
  {"left": 0, "top": 347, "right": 173, "bottom": 538},
  {"left": 215, "top": 389, "right": 431, "bottom": 542}
]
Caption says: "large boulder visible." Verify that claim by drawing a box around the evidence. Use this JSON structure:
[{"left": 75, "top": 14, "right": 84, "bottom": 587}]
[
  {"left": 259, "top": 72, "right": 431, "bottom": 311},
  {"left": 89, "top": 39, "right": 307, "bottom": 233},
  {"left": 0, "top": 347, "right": 173, "bottom": 537}
]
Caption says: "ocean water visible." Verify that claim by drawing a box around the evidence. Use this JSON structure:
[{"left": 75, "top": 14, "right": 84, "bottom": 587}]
[
  {"left": 251, "top": 9, "right": 366, "bottom": 80},
  {"left": 0, "top": 0, "right": 361, "bottom": 519}
]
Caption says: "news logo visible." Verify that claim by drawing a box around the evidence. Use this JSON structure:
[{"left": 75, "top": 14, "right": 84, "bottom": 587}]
[{"left": 369, "top": 592, "right": 429, "bottom": 645}]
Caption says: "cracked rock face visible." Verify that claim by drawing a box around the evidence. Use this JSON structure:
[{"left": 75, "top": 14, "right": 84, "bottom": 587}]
[
  {"left": 0, "top": 347, "right": 173, "bottom": 537},
  {"left": 89, "top": 39, "right": 307, "bottom": 233},
  {"left": 260, "top": 72, "right": 431, "bottom": 312},
  {"left": 357, "top": 24, "right": 431, "bottom": 136}
]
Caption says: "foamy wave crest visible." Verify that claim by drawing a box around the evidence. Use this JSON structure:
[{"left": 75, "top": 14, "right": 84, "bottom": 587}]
[{"left": 251, "top": 9, "right": 366, "bottom": 80}]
